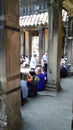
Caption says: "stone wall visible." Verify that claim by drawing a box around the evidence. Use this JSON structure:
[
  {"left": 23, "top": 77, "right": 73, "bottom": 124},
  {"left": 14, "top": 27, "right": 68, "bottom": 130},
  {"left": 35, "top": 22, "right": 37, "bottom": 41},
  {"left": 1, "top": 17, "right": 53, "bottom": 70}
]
[{"left": 19, "top": 0, "right": 49, "bottom": 6}]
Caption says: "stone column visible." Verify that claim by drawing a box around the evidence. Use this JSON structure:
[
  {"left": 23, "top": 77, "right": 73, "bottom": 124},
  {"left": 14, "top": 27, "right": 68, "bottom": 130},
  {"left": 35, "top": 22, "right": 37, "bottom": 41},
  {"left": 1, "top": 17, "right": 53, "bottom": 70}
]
[
  {"left": 0, "top": 0, "right": 22, "bottom": 129},
  {"left": 47, "top": 0, "right": 63, "bottom": 91},
  {"left": 20, "top": 30, "right": 24, "bottom": 56},
  {"left": 25, "top": 31, "right": 32, "bottom": 60},
  {"left": 45, "top": 29, "right": 48, "bottom": 51},
  {"left": 29, "top": 31, "right": 32, "bottom": 60},
  {"left": 66, "top": 39, "right": 73, "bottom": 64},
  {"left": 25, "top": 31, "right": 30, "bottom": 56},
  {"left": 71, "top": 40, "right": 73, "bottom": 65},
  {"left": 38, "top": 27, "right": 45, "bottom": 63}
]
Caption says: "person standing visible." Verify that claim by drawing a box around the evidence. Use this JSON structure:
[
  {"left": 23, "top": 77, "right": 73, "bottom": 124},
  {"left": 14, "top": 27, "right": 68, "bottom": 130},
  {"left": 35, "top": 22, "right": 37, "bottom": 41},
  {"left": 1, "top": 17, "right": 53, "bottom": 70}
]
[
  {"left": 41, "top": 51, "right": 48, "bottom": 72},
  {"left": 30, "top": 54, "right": 38, "bottom": 70},
  {"left": 20, "top": 55, "right": 25, "bottom": 64}
]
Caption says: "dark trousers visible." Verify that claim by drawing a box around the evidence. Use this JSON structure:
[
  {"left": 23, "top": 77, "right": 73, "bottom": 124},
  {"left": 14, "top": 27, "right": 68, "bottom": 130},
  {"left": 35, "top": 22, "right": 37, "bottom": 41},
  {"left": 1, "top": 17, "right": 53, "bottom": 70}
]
[
  {"left": 44, "top": 63, "right": 47, "bottom": 72},
  {"left": 27, "top": 81, "right": 37, "bottom": 97}
]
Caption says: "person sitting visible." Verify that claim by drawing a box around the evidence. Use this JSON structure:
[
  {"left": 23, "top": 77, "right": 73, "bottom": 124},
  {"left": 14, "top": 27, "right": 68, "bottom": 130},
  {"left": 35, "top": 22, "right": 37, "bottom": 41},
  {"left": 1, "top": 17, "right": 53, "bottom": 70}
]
[
  {"left": 41, "top": 51, "right": 48, "bottom": 72},
  {"left": 20, "top": 74, "right": 28, "bottom": 105},
  {"left": 60, "top": 63, "right": 67, "bottom": 78},
  {"left": 27, "top": 71, "right": 39, "bottom": 97},
  {"left": 35, "top": 67, "right": 45, "bottom": 91}
]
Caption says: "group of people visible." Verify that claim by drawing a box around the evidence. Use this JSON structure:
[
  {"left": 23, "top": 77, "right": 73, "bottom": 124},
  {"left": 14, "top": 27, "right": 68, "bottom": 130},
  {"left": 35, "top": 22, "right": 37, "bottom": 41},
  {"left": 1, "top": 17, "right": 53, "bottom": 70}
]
[
  {"left": 20, "top": 51, "right": 48, "bottom": 72},
  {"left": 20, "top": 52, "right": 68, "bottom": 105},
  {"left": 20, "top": 51, "right": 48, "bottom": 105},
  {"left": 21, "top": 66, "right": 47, "bottom": 105},
  {"left": 20, "top": 55, "right": 29, "bottom": 68},
  {"left": 30, "top": 51, "right": 48, "bottom": 72}
]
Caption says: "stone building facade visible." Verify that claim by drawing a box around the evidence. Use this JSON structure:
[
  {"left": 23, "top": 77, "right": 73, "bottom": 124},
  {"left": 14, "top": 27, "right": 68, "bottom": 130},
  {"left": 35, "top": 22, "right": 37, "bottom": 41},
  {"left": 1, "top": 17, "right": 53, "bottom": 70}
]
[
  {"left": 19, "top": 0, "right": 73, "bottom": 66},
  {"left": 19, "top": 0, "right": 49, "bottom": 61}
]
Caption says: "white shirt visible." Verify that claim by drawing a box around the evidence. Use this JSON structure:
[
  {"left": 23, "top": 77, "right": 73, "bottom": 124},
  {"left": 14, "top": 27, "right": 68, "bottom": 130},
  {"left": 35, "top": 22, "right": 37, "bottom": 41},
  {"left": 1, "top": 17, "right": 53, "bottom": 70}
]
[
  {"left": 42, "top": 54, "right": 48, "bottom": 64},
  {"left": 30, "top": 57, "right": 38, "bottom": 69}
]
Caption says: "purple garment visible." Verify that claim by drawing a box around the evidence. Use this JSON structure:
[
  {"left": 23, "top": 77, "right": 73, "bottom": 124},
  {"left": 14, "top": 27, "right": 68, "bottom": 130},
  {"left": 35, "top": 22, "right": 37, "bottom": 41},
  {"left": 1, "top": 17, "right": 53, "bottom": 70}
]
[{"left": 37, "top": 73, "right": 45, "bottom": 91}]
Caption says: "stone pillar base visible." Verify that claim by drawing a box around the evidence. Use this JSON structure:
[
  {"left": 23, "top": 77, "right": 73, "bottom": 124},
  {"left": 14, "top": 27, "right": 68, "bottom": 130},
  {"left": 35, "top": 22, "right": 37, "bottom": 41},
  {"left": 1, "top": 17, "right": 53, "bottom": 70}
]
[{"left": 45, "top": 82, "right": 62, "bottom": 92}]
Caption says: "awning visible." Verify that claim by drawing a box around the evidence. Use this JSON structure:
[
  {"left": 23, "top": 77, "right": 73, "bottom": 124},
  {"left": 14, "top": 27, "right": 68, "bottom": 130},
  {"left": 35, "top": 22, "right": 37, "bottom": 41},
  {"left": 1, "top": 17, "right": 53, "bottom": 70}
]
[
  {"left": 19, "top": 12, "right": 48, "bottom": 27},
  {"left": 19, "top": 0, "right": 73, "bottom": 27}
]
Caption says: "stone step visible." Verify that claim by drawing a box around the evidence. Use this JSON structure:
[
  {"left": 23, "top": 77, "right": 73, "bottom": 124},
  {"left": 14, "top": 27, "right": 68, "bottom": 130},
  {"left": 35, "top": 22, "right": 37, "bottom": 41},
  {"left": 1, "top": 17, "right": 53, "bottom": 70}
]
[
  {"left": 37, "top": 90, "right": 57, "bottom": 97},
  {"left": 45, "top": 83, "right": 56, "bottom": 91}
]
